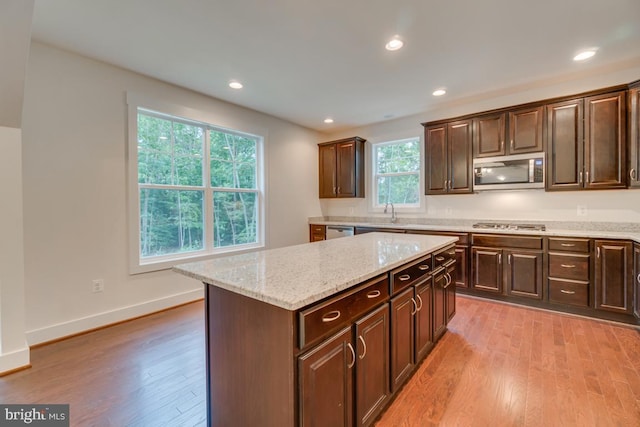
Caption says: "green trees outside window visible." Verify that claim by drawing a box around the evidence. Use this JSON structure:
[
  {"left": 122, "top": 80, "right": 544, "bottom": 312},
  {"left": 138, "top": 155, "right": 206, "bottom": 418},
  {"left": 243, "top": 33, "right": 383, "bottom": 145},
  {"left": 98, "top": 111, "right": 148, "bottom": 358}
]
[
  {"left": 373, "top": 138, "right": 421, "bottom": 206},
  {"left": 137, "top": 110, "right": 261, "bottom": 259}
]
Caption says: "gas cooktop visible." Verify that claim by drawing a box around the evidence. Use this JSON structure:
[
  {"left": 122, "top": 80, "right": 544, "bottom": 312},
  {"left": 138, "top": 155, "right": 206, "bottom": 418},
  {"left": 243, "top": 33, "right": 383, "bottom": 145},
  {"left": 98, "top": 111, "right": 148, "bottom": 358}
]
[{"left": 472, "top": 222, "right": 546, "bottom": 231}]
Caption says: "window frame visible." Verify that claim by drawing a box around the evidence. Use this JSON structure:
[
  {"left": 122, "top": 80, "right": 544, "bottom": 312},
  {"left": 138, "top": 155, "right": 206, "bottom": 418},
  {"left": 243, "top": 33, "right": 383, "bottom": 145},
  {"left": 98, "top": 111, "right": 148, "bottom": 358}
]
[
  {"left": 127, "top": 93, "right": 266, "bottom": 274},
  {"left": 369, "top": 136, "right": 425, "bottom": 213}
]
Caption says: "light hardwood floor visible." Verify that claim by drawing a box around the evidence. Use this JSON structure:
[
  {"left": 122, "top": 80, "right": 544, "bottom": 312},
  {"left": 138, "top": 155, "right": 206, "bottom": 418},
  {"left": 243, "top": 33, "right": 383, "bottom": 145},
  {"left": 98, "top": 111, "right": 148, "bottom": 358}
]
[{"left": 1, "top": 296, "right": 639, "bottom": 426}]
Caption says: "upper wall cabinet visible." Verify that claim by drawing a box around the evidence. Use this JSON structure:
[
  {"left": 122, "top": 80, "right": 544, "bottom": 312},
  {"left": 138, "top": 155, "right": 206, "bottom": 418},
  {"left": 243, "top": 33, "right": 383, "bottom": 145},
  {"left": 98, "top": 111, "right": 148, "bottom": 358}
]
[
  {"left": 547, "top": 90, "right": 627, "bottom": 191},
  {"left": 629, "top": 81, "right": 640, "bottom": 188},
  {"left": 318, "top": 137, "right": 366, "bottom": 198},
  {"left": 473, "top": 106, "right": 543, "bottom": 158},
  {"left": 424, "top": 120, "right": 473, "bottom": 195}
]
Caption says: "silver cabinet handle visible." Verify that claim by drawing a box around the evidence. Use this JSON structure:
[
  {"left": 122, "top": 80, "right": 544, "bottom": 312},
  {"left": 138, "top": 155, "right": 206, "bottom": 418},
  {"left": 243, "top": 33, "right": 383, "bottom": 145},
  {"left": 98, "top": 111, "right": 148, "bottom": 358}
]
[
  {"left": 585, "top": 171, "right": 589, "bottom": 183},
  {"left": 411, "top": 298, "right": 418, "bottom": 316},
  {"left": 560, "top": 290, "right": 576, "bottom": 295},
  {"left": 498, "top": 253, "right": 502, "bottom": 264},
  {"left": 631, "top": 168, "right": 637, "bottom": 181},
  {"left": 510, "top": 139, "right": 514, "bottom": 150},
  {"left": 399, "top": 274, "right": 411, "bottom": 281},
  {"left": 579, "top": 171, "right": 583, "bottom": 184},
  {"left": 336, "top": 186, "right": 341, "bottom": 194},
  {"left": 358, "top": 335, "right": 367, "bottom": 360},
  {"left": 596, "top": 247, "right": 600, "bottom": 258},
  {"left": 347, "top": 342, "right": 356, "bottom": 368},
  {"left": 561, "top": 264, "right": 576, "bottom": 268},
  {"left": 435, "top": 256, "right": 445, "bottom": 262},
  {"left": 561, "top": 243, "right": 575, "bottom": 247},
  {"left": 333, "top": 186, "right": 337, "bottom": 194},
  {"left": 508, "top": 254, "right": 512, "bottom": 265},
  {"left": 416, "top": 294, "right": 423, "bottom": 311},
  {"left": 366, "top": 290, "right": 381, "bottom": 299},
  {"left": 418, "top": 264, "right": 430, "bottom": 271},
  {"left": 322, "top": 310, "right": 341, "bottom": 322},
  {"left": 444, "top": 180, "right": 447, "bottom": 190},
  {"left": 637, "top": 273, "right": 640, "bottom": 284}
]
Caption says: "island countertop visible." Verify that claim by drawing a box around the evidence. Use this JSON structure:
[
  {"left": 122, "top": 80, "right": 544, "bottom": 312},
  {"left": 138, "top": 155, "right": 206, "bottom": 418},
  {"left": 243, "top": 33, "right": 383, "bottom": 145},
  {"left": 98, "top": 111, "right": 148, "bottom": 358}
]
[{"left": 173, "top": 232, "right": 457, "bottom": 311}]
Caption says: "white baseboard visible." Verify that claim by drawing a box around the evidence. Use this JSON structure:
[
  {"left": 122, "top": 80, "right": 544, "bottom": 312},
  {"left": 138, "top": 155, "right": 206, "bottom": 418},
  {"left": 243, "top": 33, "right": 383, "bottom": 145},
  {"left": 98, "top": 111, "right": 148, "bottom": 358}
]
[
  {"left": 0, "top": 346, "right": 30, "bottom": 374},
  {"left": 26, "top": 289, "right": 204, "bottom": 346}
]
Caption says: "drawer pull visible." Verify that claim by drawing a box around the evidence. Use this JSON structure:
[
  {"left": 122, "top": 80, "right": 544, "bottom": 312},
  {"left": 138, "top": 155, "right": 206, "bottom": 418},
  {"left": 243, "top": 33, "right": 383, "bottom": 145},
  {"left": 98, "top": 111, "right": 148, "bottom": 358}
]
[
  {"left": 560, "top": 264, "right": 576, "bottom": 268},
  {"left": 321, "top": 310, "right": 341, "bottom": 322},
  {"left": 416, "top": 294, "right": 423, "bottom": 311},
  {"left": 418, "top": 264, "right": 430, "bottom": 271},
  {"left": 347, "top": 343, "right": 355, "bottom": 369},
  {"left": 435, "top": 256, "right": 445, "bottom": 262},
  {"left": 448, "top": 251, "right": 455, "bottom": 256},
  {"left": 637, "top": 273, "right": 640, "bottom": 284},
  {"left": 366, "top": 290, "right": 381, "bottom": 299},
  {"left": 411, "top": 298, "right": 418, "bottom": 315},
  {"left": 560, "top": 243, "right": 576, "bottom": 247},
  {"left": 399, "top": 274, "right": 411, "bottom": 281},
  {"left": 560, "top": 290, "right": 576, "bottom": 295},
  {"left": 358, "top": 335, "right": 367, "bottom": 360}
]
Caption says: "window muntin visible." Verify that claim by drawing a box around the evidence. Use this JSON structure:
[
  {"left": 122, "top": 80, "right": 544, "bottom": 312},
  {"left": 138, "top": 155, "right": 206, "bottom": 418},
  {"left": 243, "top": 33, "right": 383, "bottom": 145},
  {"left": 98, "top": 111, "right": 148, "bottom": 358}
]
[
  {"left": 135, "top": 108, "right": 263, "bottom": 265},
  {"left": 373, "top": 138, "right": 421, "bottom": 207}
]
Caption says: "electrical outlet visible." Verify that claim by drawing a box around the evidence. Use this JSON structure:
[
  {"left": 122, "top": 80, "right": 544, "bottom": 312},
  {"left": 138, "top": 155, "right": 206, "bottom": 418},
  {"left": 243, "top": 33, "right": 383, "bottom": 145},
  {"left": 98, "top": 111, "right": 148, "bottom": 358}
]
[
  {"left": 92, "top": 279, "right": 104, "bottom": 293},
  {"left": 577, "top": 205, "right": 588, "bottom": 217}
]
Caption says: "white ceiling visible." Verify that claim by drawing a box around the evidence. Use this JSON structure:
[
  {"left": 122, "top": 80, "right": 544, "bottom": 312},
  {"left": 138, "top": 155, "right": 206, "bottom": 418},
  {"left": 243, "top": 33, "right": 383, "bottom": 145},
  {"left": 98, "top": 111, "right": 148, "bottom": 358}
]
[{"left": 31, "top": 0, "right": 640, "bottom": 132}]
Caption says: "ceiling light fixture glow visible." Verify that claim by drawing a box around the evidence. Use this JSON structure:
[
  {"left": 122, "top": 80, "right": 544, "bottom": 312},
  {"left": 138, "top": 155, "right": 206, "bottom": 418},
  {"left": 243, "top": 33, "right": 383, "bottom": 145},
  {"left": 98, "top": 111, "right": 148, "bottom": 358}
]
[
  {"left": 385, "top": 36, "right": 404, "bottom": 51},
  {"left": 324, "top": 118, "right": 334, "bottom": 124},
  {"left": 229, "top": 81, "right": 243, "bottom": 89},
  {"left": 432, "top": 89, "right": 446, "bottom": 96},
  {"left": 573, "top": 49, "right": 597, "bottom": 61}
]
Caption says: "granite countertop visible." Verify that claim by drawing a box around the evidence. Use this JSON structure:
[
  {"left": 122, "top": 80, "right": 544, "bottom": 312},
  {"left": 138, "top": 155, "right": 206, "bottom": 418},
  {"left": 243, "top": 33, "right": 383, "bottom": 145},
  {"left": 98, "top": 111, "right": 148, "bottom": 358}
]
[
  {"left": 173, "top": 232, "right": 457, "bottom": 311},
  {"left": 310, "top": 218, "right": 640, "bottom": 243}
]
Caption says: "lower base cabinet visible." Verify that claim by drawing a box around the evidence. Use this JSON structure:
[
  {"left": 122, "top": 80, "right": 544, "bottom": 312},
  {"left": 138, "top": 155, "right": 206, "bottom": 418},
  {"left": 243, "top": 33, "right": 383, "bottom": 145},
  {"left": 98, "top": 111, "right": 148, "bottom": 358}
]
[
  {"left": 595, "top": 240, "right": 633, "bottom": 315},
  {"left": 634, "top": 244, "right": 640, "bottom": 319},
  {"left": 299, "top": 304, "right": 390, "bottom": 427}
]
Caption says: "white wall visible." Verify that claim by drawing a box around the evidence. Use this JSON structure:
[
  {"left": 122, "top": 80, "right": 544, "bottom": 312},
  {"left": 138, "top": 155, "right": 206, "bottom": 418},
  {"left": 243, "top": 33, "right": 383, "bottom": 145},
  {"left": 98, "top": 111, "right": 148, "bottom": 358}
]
[
  {"left": 322, "top": 59, "right": 640, "bottom": 224},
  {"left": 21, "top": 42, "right": 323, "bottom": 344}
]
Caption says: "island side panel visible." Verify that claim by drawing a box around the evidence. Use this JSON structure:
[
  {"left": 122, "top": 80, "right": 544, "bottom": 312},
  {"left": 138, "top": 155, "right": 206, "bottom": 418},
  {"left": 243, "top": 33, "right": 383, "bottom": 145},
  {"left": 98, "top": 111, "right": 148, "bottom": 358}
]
[{"left": 206, "top": 284, "right": 297, "bottom": 427}]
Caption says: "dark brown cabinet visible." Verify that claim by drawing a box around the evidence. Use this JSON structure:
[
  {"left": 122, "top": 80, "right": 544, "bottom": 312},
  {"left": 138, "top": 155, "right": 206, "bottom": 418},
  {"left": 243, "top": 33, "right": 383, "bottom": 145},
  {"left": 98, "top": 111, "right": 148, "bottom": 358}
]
[
  {"left": 309, "top": 224, "right": 326, "bottom": 242},
  {"left": 471, "top": 234, "right": 544, "bottom": 300},
  {"left": 634, "top": 243, "right": 640, "bottom": 318},
  {"left": 547, "top": 237, "right": 591, "bottom": 308},
  {"left": 473, "top": 107, "right": 543, "bottom": 158},
  {"left": 629, "top": 82, "right": 640, "bottom": 187},
  {"left": 319, "top": 137, "right": 365, "bottom": 198},
  {"left": 298, "top": 327, "right": 354, "bottom": 427},
  {"left": 547, "top": 91, "right": 627, "bottom": 191},
  {"left": 424, "top": 120, "right": 473, "bottom": 194},
  {"left": 432, "top": 267, "right": 447, "bottom": 341},
  {"left": 595, "top": 240, "right": 633, "bottom": 315}
]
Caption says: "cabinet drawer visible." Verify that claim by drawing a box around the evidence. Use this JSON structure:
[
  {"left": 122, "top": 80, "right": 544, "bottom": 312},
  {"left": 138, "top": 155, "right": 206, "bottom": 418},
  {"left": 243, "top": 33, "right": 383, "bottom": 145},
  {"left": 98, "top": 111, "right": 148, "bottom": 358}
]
[
  {"left": 390, "top": 254, "right": 433, "bottom": 294},
  {"left": 471, "top": 234, "right": 543, "bottom": 250},
  {"left": 548, "top": 237, "right": 590, "bottom": 253},
  {"left": 548, "top": 253, "right": 590, "bottom": 281},
  {"left": 299, "top": 275, "right": 389, "bottom": 349},
  {"left": 433, "top": 245, "right": 456, "bottom": 269},
  {"left": 548, "top": 279, "right": 589, "bottom": 307}
]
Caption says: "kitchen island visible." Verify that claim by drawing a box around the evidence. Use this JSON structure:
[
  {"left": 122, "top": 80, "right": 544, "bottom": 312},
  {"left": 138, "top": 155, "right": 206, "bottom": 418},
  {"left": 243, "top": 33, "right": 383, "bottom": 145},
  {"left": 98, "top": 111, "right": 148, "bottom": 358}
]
[{"left": 174, "top": 232, "right": 457, "bottom": 427}]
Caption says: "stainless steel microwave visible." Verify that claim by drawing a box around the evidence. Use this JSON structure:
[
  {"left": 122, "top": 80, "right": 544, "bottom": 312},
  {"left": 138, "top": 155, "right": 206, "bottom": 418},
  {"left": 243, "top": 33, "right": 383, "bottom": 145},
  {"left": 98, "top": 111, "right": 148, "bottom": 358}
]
[{"left": 473, "top": 153, "right": 545, "bottom": 191}]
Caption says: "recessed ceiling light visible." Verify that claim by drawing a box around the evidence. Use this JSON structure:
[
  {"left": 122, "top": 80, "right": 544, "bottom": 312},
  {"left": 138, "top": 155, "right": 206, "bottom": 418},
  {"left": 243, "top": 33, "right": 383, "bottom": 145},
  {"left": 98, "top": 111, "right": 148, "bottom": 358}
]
[
  {"left": 573, "top": 49, "right": 597, "bottom": 61},
  {"left": 432, "top": 89, "right": 446, "bottom": 96},
  {"left": 229, "top": 81, "right": 243, "bottom": 89},
  {"left": 324, "top": 118, "right": 334, "bottom": 124},
  {"left": 385, "top": 36, "right": 404, "bottom": 51}
]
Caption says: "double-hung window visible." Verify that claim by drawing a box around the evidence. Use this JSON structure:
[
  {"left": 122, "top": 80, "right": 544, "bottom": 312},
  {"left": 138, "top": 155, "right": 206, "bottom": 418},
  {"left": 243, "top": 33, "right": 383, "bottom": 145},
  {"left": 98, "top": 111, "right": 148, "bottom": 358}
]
[
  {"left": 130, "top": 104, "right": 264, "bottom": 273},
  {"left": 372, "top": 137, "right": 422, "bottom": 209}
]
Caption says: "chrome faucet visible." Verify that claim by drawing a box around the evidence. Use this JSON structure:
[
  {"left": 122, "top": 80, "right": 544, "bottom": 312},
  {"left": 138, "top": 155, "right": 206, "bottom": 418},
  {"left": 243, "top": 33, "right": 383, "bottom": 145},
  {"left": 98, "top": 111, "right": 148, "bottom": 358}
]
[{"left": 384, "top": 202, "right": 397, "bottom": 223}]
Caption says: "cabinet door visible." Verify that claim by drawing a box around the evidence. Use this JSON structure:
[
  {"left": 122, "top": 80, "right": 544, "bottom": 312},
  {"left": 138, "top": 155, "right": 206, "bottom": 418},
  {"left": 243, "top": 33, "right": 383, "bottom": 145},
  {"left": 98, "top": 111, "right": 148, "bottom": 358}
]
[
  {"left": 454, "top": 246, "right": 469, "bottom": 288},
  {"left": 634, "top": 244, "right": 640, "bottom": 318},
  {"left": 509, "top": 106, "right": 544, "bottom": 154},
  {"left": 595, "top": 240, "right": 633, "bottom": 314},
  {"left": 415, "top": 281, "right": 434, "bottom": 361},
  {"left": 448, "top": 119, "right": 473, "bottom": 193},
  {"left": 444, "top": 264, "right": 457, "bottom": 322},
  {"left": 471, "top": 247, "right": 503, "bottom": 293},
  {"left": 473, "top": 113, "right": 506, "bottom": 157},
  {"left": 505, "top": 250, "right": 543, "bottom": 299},
  {"left": 630, "top": 86, "right": 640, "bottom": 187},
  {"left": 546, "top": 99, "right": 584, "bottom": 190},
  {"left": 298, "top": 327, "right": 354, "bottom": 427},
  {"left": 390, "top": 288, "right": 415, "bottom": 392},
  {"left": 319, "top": 144, "right": 337, "bottom": 198},
  {"left": 433, "top": 269, "right": 447, "bottom": 341},
  {"left": 584, "top": 91, "right": 627, "bottom": 189},
  {"left": 336, "top": 141, "right": 357, "bottom": 197},
  {"left": 425, "top": 124, "right": 448, "bottom": 194},
  {"left": 354, "top": 305, "right": 390, "bottom": 427}
]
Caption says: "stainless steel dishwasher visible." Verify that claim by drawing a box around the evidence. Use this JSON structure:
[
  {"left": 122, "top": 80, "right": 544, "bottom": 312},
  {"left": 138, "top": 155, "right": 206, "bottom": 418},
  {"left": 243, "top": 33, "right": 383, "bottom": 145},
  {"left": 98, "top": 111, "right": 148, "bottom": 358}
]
[{"left": 326, "top": 225, "right": 355, "bottom": 239}]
